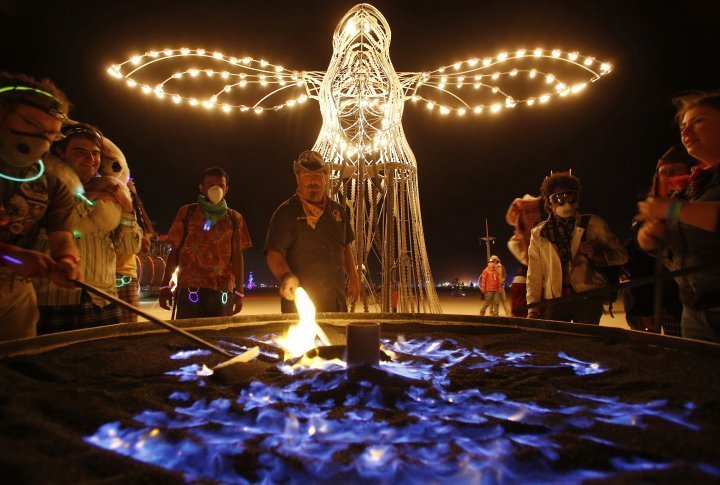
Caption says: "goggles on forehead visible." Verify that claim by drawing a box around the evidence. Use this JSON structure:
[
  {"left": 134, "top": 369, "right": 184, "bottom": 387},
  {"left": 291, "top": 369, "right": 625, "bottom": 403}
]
[
  {"left": 548, "top": 190, "right": 579, "bottom": 205},
  {"left": 62, "top": 125, "right": 103, "bottom": 142},
  {"left": 0, "top": 85, "right": 67, "bottom": 121}
]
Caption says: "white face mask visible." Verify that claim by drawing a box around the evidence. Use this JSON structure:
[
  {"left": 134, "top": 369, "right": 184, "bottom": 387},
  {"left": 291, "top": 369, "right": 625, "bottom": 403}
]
[
  {"left": 207, "top": 185, "right": 224, "bottom": 204},
  {"left": 554, "top": 203, "right": 575, "bottom": 219},
  {"left": 0, "top": 128, "right": 51, "bottom": 168}
]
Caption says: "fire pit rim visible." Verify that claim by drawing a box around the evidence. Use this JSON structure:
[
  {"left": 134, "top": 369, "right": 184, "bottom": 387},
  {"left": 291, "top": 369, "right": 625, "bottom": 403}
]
[{"left": 1, "top": 313, "right": 719, "bottom": 359}]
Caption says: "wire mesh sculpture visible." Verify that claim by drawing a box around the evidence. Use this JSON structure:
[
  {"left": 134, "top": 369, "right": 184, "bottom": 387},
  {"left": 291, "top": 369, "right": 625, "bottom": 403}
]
[{"left": 107, "top": 3, "right": 612, "bottom": 313}]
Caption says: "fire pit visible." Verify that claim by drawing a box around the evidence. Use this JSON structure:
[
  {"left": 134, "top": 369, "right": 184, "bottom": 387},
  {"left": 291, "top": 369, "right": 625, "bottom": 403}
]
[{"left": 1, "top": 314, "right": 719, "bottom": 483}]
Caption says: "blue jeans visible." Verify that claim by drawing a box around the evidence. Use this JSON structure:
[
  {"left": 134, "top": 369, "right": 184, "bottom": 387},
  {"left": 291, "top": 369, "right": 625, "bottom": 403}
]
[{"left": 681, "top": 306, "right": 720, "bottom": 343}]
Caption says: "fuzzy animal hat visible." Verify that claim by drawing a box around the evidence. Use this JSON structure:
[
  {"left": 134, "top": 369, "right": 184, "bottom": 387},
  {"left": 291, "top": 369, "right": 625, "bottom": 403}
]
[{"left": 99, "top": 137, "right": 130, "bottom": 184}]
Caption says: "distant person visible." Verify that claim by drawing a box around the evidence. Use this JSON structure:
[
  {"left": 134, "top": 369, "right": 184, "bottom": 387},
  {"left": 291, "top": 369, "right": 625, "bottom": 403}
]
[
  {"left": 159, "top": 167, "right": 251, "bottom": 319},
  {"left": 35, "top": 124, "right": 142, "bottom": 333},
  {"left": 265, "top": 150, "right": 359, "bottom": 312},
  {"left": 624, "top": 145, "right": 696, "bottom": 336},
  {"left": 479, "top": 256, "right": 504, "bottom": 316},
  {"left": 0, "top": 72, "right": 81, "bottom": 340},
  {"left": 526, "top": 171, "right": 628, "bottom": 324},
  {"left": 505, "top": 194, "right": 543, "bottom": 317},
  {"left": 637, "top": 91, "right": 720, "bottom": 342}
]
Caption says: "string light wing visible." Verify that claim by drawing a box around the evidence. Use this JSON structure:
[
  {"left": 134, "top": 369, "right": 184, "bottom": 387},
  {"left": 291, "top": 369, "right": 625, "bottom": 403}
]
[{"left": 107, "top": 3, "right": 612, "bottom": 313}]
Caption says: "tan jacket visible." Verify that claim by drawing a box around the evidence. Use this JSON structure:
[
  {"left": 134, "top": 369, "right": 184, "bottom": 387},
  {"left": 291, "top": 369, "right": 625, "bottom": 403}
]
[{"left": 526, "top": 214, "right": 627, "bottom": 304}]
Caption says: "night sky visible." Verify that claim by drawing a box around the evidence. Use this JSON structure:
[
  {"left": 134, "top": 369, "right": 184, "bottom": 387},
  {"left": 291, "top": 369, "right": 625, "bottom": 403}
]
[{"left": 3, "top": 0, "right": 719, "bottom": 285}]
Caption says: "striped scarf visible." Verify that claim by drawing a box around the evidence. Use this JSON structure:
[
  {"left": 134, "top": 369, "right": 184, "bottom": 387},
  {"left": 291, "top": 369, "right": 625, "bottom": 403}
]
[{"left": 540, "top": 214, "right": 576, "bottom": 270}]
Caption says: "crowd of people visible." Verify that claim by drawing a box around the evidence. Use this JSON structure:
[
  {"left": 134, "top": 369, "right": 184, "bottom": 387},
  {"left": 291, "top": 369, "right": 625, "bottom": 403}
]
[
  {"left": 1, "top": 69, "right": 718, "bottom": 344},
  {"left": 494, "top": 91, "right": 720, "bottom": 343}
]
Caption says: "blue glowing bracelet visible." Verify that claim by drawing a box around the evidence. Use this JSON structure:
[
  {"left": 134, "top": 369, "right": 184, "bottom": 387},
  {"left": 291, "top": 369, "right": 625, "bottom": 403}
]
[{"left": 666, "top": 199, "right": 684, "bottom": 225}]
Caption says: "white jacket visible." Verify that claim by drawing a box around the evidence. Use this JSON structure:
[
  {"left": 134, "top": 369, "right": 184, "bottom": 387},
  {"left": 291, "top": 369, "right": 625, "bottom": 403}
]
[{"left": 526, "top": 214, "right": 627, "bottom": 304}]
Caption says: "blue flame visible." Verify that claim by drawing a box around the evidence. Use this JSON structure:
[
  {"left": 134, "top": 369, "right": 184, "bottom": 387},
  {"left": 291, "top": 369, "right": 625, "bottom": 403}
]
[{"left": 85, "top": 335, "right": 713, "bottom": 483}]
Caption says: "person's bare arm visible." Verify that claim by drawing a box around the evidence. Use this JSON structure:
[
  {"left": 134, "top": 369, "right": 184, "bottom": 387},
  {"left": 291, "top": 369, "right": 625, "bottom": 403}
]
[{"left": 266, "top": 249, "right": 298, "bottom": 301}]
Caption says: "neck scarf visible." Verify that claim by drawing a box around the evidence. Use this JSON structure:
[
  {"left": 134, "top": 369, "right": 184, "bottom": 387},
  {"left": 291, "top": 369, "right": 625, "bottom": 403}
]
[
  {"left": 687, "top": 163, "right": 718, "bottom": 199},
  {"left": 540, "top": 213, "right": 576, "bottom": 270},
  {"left": 296, "top": 190, "right": 327, "bottom": 229},
  {"left": 197, "top": 195, "right": 228, "bottom": 227}
]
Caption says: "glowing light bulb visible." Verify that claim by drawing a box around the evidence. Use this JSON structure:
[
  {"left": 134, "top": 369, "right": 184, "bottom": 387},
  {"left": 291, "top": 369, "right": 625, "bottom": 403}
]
[
  {"left": 172, "top": 95, "right": 181, "bottom": 104},
  {"left": 457, "top": 108, "right": 466, "bottom": 116},
  {"left": 189, "top": 98, "right": 198, "bottom": 106},
  {"left": 180, "top": 48, "right": 190, "bottom": 55},
  {"left": 149, "top": 51, "right": 158, "bottom": 58},
  {"left": 254, "top": 107, "right": 263, "bottom": 113},
  {"left": 213, "top": 52, "right": 223, "bottom": 59},
  {"left": 527, "top": 98, "right": 536, "bottom": 106},
  {"left": 426, "top": 101, "right": 434, "bottom": 110},
  {"left": 197, "top": 49, "right": 205, "bottom": 55},
  {"left": 163, "top": 49, "right": 173, "bottom": 56},
  {"left": 453, "top": 62, "right": 461, "bottom": 70},
  {"left": 482, "top": 58, "right": 492, "bottom": 66},
  {"left": 584, "top": 56, "right": 594, "bottom": 66},
  {"left": 439, "top": 106, "right": 450, "bottom": 115},
  {"left": 529, "top": 69, "right": 537, "bottom": 78},
  {"left": 468, "top": 58, "right": 478, "bottom": 66},
  {"left": 189, "top": 69, "right": 199, "bottom": 77},
  {"left": 510, "top": 69, "right": 518, "bottom": 76},
  {"left": 131, "top": 56, "right": 141, "bottom": 65},
  {"left": 497, "top": 52, "right": 508, "bottom": 61},
  {"left": 491, "top": 103, "right": 502, "bottom": 113},
  {"left": 568, "top": 51, "right": 579, "bottom": 61},
  {"left": 474, "top": 106, "right": 483, "bottom": 114},
  {"left": 534, "top": 48, "right": 543, "bottom": 57},
  {"left": 551, "top": 49, "right": 561, "bottom": 57},
  {"left": 516, "top": 49, "right": 526, "bottom": 57},
  {"left": 141, "top": 85, "right": 151, "bottom": 94},
  {"left": 491, "top": 72, "right": 500, "bottom": 80},
  {"left": 545, "top": 74, "right": 555, "bottom": 83},
  {"left": 539, "top": 94, "right": 550, "bottom": 103}
]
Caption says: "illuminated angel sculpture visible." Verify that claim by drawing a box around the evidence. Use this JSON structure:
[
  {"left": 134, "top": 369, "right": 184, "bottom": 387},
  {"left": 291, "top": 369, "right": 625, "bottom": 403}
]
[{"left": 107, "top": 3, "right": 612, "bottom": 313}]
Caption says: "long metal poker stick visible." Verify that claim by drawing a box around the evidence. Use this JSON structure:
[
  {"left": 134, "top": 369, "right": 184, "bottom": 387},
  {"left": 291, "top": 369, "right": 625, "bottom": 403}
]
[{"left": 72, "top": 279, "right": 233, "bottom": 358}]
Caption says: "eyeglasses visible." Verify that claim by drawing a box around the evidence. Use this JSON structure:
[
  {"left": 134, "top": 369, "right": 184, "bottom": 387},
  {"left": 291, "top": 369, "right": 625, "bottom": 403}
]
[
  {"left": 10, "top": 111, "right": 65, "bottom": 142},
  {"left": 548, "top": 190, "right": 579, "bottom": 205}
]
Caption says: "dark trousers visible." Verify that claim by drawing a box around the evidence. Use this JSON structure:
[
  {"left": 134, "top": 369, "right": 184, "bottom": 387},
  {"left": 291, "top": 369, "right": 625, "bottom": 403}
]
[
  {"left": 543, "top": 295, "right": 605, "bottom": 325},
  {"left": 175, "top": 287, "right": 234, "bottom": 319}
]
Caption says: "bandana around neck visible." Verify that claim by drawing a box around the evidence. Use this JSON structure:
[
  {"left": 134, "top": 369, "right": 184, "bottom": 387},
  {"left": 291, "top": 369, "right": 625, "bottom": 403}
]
[
  {"left": 541, "top": 213, "right": 576, "bottom": 270},
  {"left": 296, "top": 190, "right": 327, "bottom": 229},
  {"left": 197, "top": 195, "right": 228, "bottom": 227}
]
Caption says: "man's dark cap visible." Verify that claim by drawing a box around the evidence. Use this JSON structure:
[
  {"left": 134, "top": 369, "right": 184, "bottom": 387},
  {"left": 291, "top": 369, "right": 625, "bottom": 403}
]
[{"left": 293, "top": 150, "right": 328, "bottom": 173}]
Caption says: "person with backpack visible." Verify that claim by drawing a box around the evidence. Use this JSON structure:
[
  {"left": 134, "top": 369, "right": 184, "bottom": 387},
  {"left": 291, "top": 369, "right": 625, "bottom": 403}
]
[
  {"left": 159, "top": 167, "right": 252, "bottom": 319},
  {"left": 526, "top": 171, "right": 628, "bottom": 324}
]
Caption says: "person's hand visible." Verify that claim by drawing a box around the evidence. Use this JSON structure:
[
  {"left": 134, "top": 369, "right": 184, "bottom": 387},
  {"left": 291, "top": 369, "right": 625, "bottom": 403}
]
[
  {"left": 109, "top": 184, "right": 134, "bottom": 213},
  {"left": 280, "top": 272, "right": 299, "bottom": 301},
  {"left": 232, "top": 291, "right": 244, "bottom": 315},
  {"left": 1, "top": 246, "right": 54, "bottom": 279},
  {"left": 159, "top": 286, "right": 174, "bottom": 310},
  {"left": 347, "top": 277, "right": 360, "bottom": 304},
  {"left": 638, "top": 197, "right": 671, "bottom": 221},
  {"left": 48, "top": 255, "right": 82, "bottom": 288},
  {"left": 578, "top": 241, "right": 595, "bottom": 259},
  {"left": 637, "top": 219, "right": 667, "bottom": 251}
]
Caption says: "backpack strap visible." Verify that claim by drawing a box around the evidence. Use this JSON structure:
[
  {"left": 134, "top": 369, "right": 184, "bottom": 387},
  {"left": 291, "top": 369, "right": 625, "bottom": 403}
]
[
  {"left": 578, "top": 214, "right": 591, "bottom": 242},
  {"left": 175, "top": 203, "right": 198, "bottom": 253}
]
